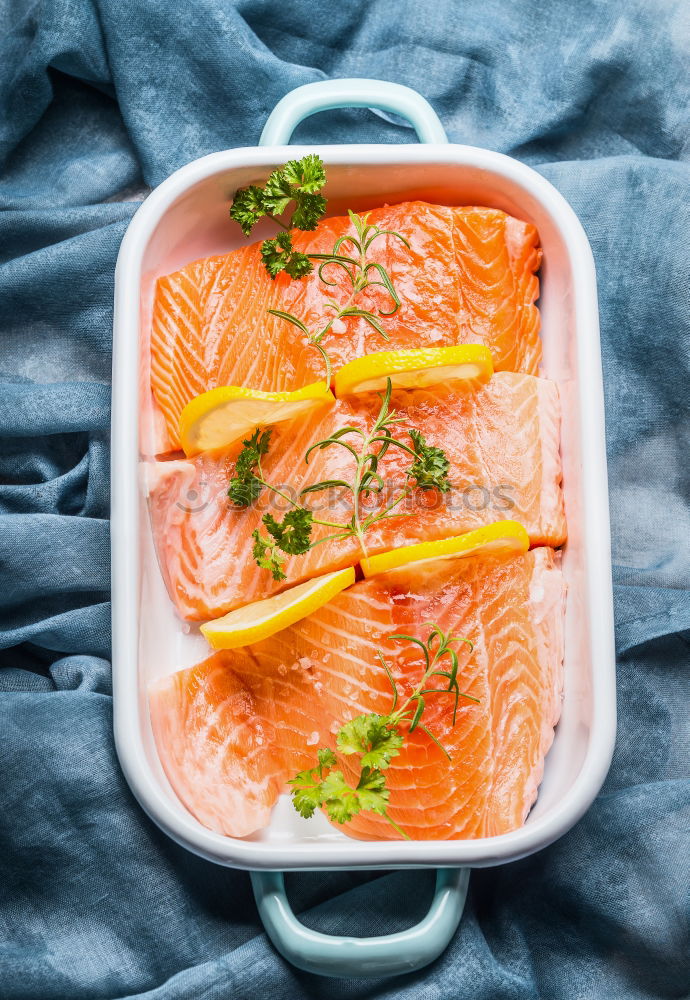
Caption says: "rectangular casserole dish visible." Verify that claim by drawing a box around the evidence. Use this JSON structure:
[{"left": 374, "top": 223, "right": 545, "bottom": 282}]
[{"left": 111, "top": 80, "right": 616, "bottom": 977}]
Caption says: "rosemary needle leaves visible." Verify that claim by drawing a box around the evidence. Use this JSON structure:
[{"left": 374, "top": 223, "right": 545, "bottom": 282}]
[
  {"left": 289, "top": 624, "right": 478, "bottom": 838},
  {"left": 268, "top": 210, "right": 410, "bottom": 382},
  {"left": 230, "top": 156, "right": 409, "bottom": 381},
  {"left": 228, "top": 379, "right": 453, "bottom": 580},
  {"left": 229, "top": 158, "right": 446, "bottom": 580}
]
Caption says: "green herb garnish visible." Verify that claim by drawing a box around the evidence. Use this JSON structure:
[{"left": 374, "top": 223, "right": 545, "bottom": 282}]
[
  {"left": 289, "top": 625, "right": 478, "bottom": 838},
  {"left": 230, "top": 154, "right": 327, "bottom": 279},
  {"left": 229, "top": 424, "right": 351, "bottom": 583},
  {"left": 261, "top": 508, "right": 314, "bottom": 556},
  {"left": 268, "top": 210, "right": 409, "bottom": 382},
  {"left": 406, "top": 429, "right": 452, "bottom": 493},
  {"left": 227, "top": 427, "right": 272, "bottom": 506},
  {"left": 251, "top": 527, "right": 287, "bottom": 582},
  {"left": 229, "top": 378, "right": 453, "bottom": 574},
  {"left": 230, "top": 158, "right": 409, "bottom": 382},
  {"left": 301, "top": 376, "right": 424, "bottom": 551}
]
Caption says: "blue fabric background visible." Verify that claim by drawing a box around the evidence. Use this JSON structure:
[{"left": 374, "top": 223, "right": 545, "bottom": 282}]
[{"left": 1, "top": 1, "right": 689, "bottom": 996}]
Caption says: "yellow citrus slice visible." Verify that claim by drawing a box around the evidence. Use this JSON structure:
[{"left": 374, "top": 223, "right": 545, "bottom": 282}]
[
  {"left": 200, "top": 567, "right": 356, "bottom": 649},
  {"left": 360, "top": 521, "right": 530, "bottom": 578},
  {"left": 333, "top": 345, "right": 493, "bottom": 397},
  {"left": 179, "top": 382, "right": 334, "bottom": 457}
]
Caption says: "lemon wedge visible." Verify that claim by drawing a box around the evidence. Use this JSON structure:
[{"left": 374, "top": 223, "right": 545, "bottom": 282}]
[
  {"left": 333, "top": 345, "right": 493, "bottom": 397},
  {"left": 360, "top": 521, "right": 530, "bottom": 578},
  {"left": 200, "top": 567, "right": 356, "bottom": 649},
  {"left": 179, "top": 382, "right": 334, "bottom": 457}
]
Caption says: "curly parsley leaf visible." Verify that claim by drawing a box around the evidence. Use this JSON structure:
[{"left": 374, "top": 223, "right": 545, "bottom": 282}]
[
  {"left": 261, "top": 230, "right": 293, "bottom": 277},
  {"left": 283, "top": 250, "right": 315, "bottom": 279},
  {"left": 336, "top": 714, "right": 404, "bottom": 770},
  {"left": 229, "top": 155, "right": 327, "bottom": 278},
  {"left": 228, "top": 428, "right": 272, "bottom": 506},
  {"left": 407, "top": 429, "right": 452, "bottom": 493},
  {"left": 291, "top": 192, "right": 327, "bottom": 232},
  {"left": 281, "top": 154, "right": 327, "bottom": 194},
  {"left": 289, "top": 768, "right": 325, "bottom": 819},
  {"left": 229, "top": 185, "right": 267, "bottom": 235},
  {"left": 261, "top": 230, "right": 314, "bottom": 280},
  {"left": 249, "top": 505, "right": 313, "bottom": 578},
  {"left": 261, "top": 169, "right": 294, "bottom": 217},
  {"left": 251, "top": 528, "right": 286, "bottom": 582},
  {"left": 262, "top": 507, "right": 313, "bottom": 555},
  {"left": 288, "top": 746, "right": 337, "bottom": 818},
  {"left": 228, "top": 476, "right": 262, "bottom": 507}
]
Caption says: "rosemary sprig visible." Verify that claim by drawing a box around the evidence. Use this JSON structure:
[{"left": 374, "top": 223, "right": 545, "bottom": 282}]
[
  {"left": 289, "top": 624, "right": 478, "bottom": 838},
  {"left": 231, "top": 157, "right": 409, "bottom": 383},
  {"left": 302, "top": 377, "right": 417, "bottom": 552},
  {"left": 228, "top": 426, "right": 349, "bottom": 582},
  {"left": 228, "top": 379, "right": 453, "bottom": 577},
  {"left": 268, "top": 210, "right": 408, "bottom": 384}
]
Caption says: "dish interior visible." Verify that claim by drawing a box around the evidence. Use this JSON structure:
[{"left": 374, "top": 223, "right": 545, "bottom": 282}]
[{"left": 131, "top": 153, "right": 599, "bottom": 859}]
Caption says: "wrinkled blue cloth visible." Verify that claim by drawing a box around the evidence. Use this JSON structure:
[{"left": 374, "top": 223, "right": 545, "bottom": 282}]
[{"left": 1, "top": 2, "right": 689, "bottom": 997}]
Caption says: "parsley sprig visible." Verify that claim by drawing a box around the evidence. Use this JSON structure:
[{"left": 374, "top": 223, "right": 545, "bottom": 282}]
[
  {"left": 227, "top": 428, "right": 271, "bottom": 506},
  {"left": 289, "top": 625, "right": 478, "bottom": 838},
  {"left": 228, "top": 379, "right": 453, "bottom": 579},
  {"left": 230, "top": 157, "right": 409, "bottom": 382},
  {"left": 407, "top": 429, "right": 452, "bottom": 493},
  {"left": 228, "top": 426, "right": 350, "bottom": 582},
  {"left": 230, "top": 154, "right": 327, "bottom": 279}
]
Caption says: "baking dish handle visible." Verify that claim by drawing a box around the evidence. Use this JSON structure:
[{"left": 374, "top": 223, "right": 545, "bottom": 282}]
[
  {"left": 251, "top": 867, "right": 468, "bottom": 978},
  {"left": 259, "top": 78, "right": 448, "bottom": 146}
]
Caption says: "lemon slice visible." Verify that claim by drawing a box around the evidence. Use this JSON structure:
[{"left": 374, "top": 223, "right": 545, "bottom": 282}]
[
  {"left": 360, "top": 521, "right": 530, "bottom": 578},
  {"left": 179, "top": 382, "right": 334, "bottom": 457},
  {"left": 200, "top": 567, "right": 356, "bottom": 649},
  {"left": 333, "top": 346, "right": 493, "bottom": 397}
]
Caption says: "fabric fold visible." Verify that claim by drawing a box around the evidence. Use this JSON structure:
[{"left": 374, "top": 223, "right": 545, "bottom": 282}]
[{"left": 0, "top": 1, "right": 688, "bottom": 996}]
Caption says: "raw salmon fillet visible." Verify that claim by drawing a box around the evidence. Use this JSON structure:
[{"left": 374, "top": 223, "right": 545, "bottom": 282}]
[
  {"left": 147, "top": 373, "right": 565, "bottom": 621},
  {"left": 149, "top": 548, "right": 565, "bottom": 840},
  {"left": 149, "top": 202, "right": 541, "bottom": 453}
]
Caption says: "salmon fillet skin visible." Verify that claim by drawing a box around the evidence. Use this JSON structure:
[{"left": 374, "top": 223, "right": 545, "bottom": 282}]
[
  {"left": 148, "top": 202, "right": 542, "bottom": 453},
  {"left": 147, "top": 374, "right": 566, "bottom": 621},
  {"left": 148, "top": 548, "right": 565, "bottom": 840}
]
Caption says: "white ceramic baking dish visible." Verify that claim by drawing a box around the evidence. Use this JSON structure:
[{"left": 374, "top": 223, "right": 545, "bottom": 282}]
[{"left": 111, "top": 80, "right": 616, "bottom": 977}]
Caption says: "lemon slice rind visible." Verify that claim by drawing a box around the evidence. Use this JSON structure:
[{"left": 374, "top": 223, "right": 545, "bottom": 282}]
[
  {"left": 200, "top": 567, "right": 356, "bottom": 649},
  {"left": 333, "top": 346, "right": 493, "bottom": 398},
  {"left": 360, "top": 521, "right": 530, "bottom": 578},
  {"left": 179, "top": 382, "right": 334, "bottom": 457}
]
